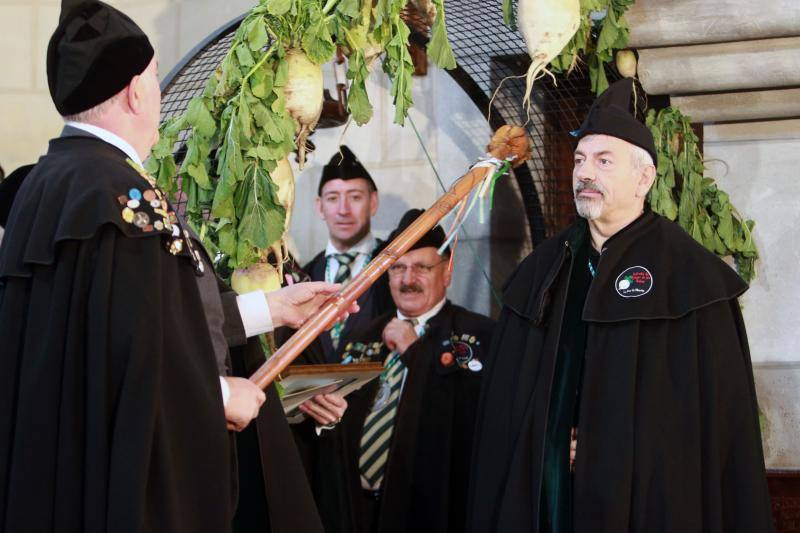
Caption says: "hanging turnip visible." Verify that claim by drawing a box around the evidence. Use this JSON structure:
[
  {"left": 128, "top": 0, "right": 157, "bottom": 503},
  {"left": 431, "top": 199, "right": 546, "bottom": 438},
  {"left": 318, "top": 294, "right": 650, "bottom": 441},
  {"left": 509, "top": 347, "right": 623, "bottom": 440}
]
[
  {"left": 231, "top": 262, "right": 283, "bottom": 295},
  {"left": 616, "top": 49, "right": 637, "bottom": 78},
  {"left": 284, "top": 49, "right": 323, "bottom": 170},
  {"left": 268, "top": 156, "right": 295, "bottom": 277},
  {"left": 517, "top": 0, "right": 580, "bottom": 111}
]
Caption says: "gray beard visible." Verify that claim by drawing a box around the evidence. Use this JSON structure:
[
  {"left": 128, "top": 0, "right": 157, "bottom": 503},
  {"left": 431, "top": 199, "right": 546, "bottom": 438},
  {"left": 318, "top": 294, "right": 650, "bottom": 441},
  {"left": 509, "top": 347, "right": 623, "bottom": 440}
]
[{"left": 574, "top": 197, "right": 602, "bottom": 220}]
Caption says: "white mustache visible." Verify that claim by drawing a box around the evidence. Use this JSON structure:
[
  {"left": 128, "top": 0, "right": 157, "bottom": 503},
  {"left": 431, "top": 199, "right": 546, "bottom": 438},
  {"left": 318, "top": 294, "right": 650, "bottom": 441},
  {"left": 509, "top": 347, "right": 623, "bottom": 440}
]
[{"left": 574, "top": 182, "right": 607, "bottom": 196}]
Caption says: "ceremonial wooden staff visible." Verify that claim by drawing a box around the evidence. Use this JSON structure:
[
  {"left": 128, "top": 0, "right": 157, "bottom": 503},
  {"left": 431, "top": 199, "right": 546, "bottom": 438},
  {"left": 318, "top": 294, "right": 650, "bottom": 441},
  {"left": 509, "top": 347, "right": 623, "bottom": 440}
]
[{"left": 249, "top": 126, "right": 531, "bottom": 389}]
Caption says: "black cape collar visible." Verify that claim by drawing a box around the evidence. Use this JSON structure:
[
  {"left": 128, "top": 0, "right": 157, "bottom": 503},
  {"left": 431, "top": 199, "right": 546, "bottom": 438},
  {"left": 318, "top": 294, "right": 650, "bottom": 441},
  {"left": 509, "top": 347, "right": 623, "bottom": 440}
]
[
  {"left": 584, "top": 209, "right": 747, "bottom": 321},
  {"left": 502, "top": 209, "right": 747, "bottom": 324}
]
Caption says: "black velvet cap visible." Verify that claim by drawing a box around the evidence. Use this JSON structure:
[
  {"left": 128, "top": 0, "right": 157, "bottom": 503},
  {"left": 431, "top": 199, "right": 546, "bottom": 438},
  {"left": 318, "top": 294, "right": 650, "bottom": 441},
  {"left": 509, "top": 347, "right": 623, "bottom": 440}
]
[
  {"left": 47, "top": 1, "right": 154, "bottom": 116},
  {"left": 572, "top": 78, "right": 658, "bottom": 165},
  {"left": 386, "top": 209, "right": 448, "bottom": 253},
  {"left": 318, "top": 146, "right": 376, "bottom": 195}
]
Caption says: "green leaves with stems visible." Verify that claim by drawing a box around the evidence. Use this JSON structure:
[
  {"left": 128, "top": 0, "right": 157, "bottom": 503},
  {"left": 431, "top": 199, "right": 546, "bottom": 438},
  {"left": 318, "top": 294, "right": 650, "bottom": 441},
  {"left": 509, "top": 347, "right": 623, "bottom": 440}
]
[
  {"left": 646, "top": 107, "right": 758, "bottom": 283},
  {"left": 146, "top": 0, "right": 456, "bottom": 272}
]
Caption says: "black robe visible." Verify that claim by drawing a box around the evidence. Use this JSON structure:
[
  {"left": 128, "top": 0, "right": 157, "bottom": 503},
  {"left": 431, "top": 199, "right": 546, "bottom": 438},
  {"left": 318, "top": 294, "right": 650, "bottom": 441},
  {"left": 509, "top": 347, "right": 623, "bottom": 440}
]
[
  {"left": 467, "top": 212, "right": 774, "bottom": 533},
  {"left": 313, "top": 301, "right": 495, "bottom": 533},
  {"left": 0, "top": 135, "right": 234, "bottom": 532}
]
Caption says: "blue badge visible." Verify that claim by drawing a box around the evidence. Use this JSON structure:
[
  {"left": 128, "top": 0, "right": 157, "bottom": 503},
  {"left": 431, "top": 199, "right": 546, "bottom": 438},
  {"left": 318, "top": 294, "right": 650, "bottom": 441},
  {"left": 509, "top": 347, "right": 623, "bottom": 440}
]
[{"left": 128, "top": 188, "right": 142, "bottom": 201}]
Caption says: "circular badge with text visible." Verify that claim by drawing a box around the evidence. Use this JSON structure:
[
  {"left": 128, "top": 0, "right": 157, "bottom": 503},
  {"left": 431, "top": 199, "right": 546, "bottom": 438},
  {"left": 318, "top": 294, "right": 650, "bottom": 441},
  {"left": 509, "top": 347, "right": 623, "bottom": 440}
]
[{"left": 615, "top": 266, "right": 653, "bottom": 298}]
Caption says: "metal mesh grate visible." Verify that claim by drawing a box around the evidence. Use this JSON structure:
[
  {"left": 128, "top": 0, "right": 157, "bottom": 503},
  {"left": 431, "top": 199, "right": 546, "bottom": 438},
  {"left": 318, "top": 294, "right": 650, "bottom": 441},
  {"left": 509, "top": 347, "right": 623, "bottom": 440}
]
[{"left": 158, "top": 1, "right": 622, "bottom": 244}]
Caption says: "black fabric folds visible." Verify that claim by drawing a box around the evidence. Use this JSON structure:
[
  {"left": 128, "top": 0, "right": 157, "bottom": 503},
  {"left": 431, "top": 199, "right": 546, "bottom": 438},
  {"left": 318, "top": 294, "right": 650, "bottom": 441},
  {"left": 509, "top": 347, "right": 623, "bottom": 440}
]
[
  {"left": 0, "top": 135, "right": 233, "bottom": 532},
  {"left": 467, "top": 212, "right": 774, "bottom": 533}
]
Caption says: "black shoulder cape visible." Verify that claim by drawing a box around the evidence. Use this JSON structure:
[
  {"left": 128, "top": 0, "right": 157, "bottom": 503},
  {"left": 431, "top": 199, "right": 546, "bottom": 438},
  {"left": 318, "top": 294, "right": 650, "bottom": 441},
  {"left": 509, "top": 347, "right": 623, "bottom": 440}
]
[
  {"left": 0, "top": 136, "right": 234, "bottom": 532},
  {"left": 468, "top": 212, "right": 774, "bottom": 533}
]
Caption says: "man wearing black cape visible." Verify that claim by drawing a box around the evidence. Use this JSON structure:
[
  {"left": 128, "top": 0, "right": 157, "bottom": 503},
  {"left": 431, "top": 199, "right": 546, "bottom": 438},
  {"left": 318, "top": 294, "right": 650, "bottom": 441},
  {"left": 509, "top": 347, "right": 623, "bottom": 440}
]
[
  {"left": 0, "top": 2, "right": 339, "bottom": 532},
  {"left": 280, "top": 147, "right": 394, "bottom": 475},
  {"left": 311, "top": 209, "right": 494, "bottom": 533},
  {"left": 467, "top": 79, "right": 774, "bottom": 533}
]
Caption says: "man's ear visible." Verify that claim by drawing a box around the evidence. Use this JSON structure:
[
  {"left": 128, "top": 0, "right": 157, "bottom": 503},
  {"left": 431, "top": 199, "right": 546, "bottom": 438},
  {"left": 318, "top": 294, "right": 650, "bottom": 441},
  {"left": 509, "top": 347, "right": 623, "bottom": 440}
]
[
  {"left": 126, "top": 75, "right": 142, "bottom": 115},
  {"left": 636, "top": 164, "right": 656, "bottom": 199},
  {"left": 369, "top": 190, "right": 379, "bottom": 217},
  {"left": 314, "top": 196, "right": 324, "bottom": 220},
  {"left": 443, "top": 255, "right": 453, "bottom": 288}
]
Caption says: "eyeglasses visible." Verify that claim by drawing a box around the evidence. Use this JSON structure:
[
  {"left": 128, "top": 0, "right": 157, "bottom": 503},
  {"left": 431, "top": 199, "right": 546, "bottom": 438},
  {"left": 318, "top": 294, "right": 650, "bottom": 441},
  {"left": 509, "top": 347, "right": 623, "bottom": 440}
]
[{"left": 387, "top": 260, "right": 447, "bottom": 277}]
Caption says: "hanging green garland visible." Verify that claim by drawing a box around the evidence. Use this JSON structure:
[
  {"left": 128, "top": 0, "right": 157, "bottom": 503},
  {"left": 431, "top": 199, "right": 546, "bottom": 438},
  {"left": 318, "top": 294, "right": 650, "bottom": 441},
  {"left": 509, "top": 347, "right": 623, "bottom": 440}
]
[
  {"left": 146, "top": 0, "right": 456, "bottom": 286},
  {"left": 646, "top": 107, "right": 758, "bottom": 283}
]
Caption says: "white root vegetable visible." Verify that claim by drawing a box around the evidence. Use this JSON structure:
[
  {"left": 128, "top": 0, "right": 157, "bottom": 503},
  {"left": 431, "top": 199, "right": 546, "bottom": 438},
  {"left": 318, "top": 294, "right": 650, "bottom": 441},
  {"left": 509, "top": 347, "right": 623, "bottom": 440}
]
[
  {"left": 267, "top": 156, "right": 295, "bottom": 277},
  {"left": 231, "top": 262, "right": 283, "bottom": 295},
  {"left": 271, "top": 156, "right": 295, "bottom": 228},
  {"left": 615, "top": 49, "right": 637, "bottom": 78},
  {"left": 517, "top": 0, "right": 580, "bottom": 111},
  {"left": 284, "top": 49, "right": 323, "bottom": 169}
]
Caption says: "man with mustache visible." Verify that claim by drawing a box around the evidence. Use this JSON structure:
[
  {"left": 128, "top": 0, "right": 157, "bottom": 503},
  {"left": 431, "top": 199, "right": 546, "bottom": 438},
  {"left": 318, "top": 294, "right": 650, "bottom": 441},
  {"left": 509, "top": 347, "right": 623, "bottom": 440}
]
[
  {"left": 308, "top": 209, "right": 495, "bottom": 533},
  {"left": 467, "top": 78, "right": 773, "bottom": 533}
]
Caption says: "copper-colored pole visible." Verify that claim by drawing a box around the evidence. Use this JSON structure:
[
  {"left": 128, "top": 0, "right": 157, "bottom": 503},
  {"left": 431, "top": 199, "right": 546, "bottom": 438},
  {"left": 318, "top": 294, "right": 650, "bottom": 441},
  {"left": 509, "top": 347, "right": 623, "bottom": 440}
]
[{"left": 249, "top": 126, "right": 530, "bottom": 389}]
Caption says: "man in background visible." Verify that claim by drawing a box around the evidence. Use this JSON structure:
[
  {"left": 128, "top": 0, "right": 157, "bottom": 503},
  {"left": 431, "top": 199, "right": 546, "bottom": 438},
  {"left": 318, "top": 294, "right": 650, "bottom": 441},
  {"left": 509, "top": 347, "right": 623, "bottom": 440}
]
[{"left": 312, "top": 209, "right": 495, "bottom": 533}]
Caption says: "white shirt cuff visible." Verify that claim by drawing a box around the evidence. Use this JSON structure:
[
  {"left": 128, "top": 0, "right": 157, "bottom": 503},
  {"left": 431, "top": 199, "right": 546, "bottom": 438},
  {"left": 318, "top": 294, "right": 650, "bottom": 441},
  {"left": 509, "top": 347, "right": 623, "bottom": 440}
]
[
  {"left": 219, "top": 376, "right": 230, "bottom": 406},
  {"left": 236, "top": 291, "right": 274, "bottom": 337}
]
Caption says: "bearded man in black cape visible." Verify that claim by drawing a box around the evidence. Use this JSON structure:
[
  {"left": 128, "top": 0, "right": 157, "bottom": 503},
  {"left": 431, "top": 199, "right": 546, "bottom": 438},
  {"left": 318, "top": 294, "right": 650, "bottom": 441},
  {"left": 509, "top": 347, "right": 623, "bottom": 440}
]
[
  {"left": 0, "top": 2, "right": 342, "bottom": 532},
  {"left": 467, "top": 79, "right": 774, "bottom": 533}
]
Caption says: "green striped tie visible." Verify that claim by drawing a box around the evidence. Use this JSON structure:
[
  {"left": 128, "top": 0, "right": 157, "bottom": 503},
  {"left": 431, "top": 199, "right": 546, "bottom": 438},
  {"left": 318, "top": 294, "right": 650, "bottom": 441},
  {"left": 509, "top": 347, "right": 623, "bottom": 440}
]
[
  {"left": 332, "top": 252, "right": 356, "bottom": 284},
  {"left": 358, "top": 319, "right": 420, "bottom": 490},
  {"left": 329, "top": 253, "right": 356, "bottom": 349},
  {"left": 359, "top": 351, "right": 404, "bottom": 490}
]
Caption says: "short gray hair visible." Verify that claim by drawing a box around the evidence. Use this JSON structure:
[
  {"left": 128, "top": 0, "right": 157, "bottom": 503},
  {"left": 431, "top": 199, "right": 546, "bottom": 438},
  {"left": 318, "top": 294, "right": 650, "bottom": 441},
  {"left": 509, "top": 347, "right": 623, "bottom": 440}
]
[
  {"left": 630, "top": 143, "right": 654, "bottom": 170},
  {"left": 62, "top": 89, "right": 124, "bottom": 123}
]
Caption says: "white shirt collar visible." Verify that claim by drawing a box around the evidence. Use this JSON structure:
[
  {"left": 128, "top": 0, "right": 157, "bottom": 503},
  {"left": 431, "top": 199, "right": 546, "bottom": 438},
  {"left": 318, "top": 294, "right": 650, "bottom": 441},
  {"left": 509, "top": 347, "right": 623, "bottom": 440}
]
[
  {"left": 325, "top": 232, "right": 376, "bottom": 258},
  {"left": 397, "top": 297, "right": 447, "bottom": 328},
  {"left": 64, "top": 121, "right": 143, "bottom": 167}
]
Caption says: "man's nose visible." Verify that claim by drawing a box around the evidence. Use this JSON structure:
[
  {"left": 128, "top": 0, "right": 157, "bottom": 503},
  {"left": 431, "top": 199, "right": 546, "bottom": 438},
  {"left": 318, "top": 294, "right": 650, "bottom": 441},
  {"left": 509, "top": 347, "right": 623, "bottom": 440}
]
[
  {"left": 337, "top": 197, "right": 350, "bottom": 214},
  {"left": 401, "top": 267, "right": 415, "bottom": 284},
  {"left": 574, "top": 161, "right": 595, "bottom": 182}
]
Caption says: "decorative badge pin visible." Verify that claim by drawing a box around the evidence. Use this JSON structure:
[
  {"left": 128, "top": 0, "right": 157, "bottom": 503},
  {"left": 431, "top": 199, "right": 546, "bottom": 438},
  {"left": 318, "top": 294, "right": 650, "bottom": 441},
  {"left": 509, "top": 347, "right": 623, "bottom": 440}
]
[
  {"left": 615, "top": 266, "right": 653, "bottom": 298},
  {"left": 442, "top": 334, "right": 482, "bottom": 371}
]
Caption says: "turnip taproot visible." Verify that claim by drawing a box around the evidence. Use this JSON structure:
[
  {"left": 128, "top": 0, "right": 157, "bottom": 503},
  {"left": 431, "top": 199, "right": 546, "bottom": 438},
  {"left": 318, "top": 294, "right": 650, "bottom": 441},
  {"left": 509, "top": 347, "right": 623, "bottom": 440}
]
[
  {"left": 284, "top": 49, "right": 323, "bottom": 169},
  {"left": 517, "top": 0, "right": 580, "bottom": 111}
]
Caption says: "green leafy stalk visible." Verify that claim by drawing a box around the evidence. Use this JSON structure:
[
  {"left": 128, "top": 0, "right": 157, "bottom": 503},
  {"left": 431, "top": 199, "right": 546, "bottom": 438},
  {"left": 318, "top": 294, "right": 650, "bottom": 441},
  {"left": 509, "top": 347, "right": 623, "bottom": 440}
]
[
  {"left": 646, "top": 107, "right": 759, "bottom": 283},
  {"left": 147, "top": 0, "right": 456, "bottom": 272}
]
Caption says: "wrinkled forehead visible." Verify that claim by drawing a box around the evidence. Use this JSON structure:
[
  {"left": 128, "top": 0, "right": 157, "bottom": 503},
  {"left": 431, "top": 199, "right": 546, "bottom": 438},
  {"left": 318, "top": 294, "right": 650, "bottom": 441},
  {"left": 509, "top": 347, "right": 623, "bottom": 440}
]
[{"left": 575, "top": 133, "right": 631, "bottom": 156}]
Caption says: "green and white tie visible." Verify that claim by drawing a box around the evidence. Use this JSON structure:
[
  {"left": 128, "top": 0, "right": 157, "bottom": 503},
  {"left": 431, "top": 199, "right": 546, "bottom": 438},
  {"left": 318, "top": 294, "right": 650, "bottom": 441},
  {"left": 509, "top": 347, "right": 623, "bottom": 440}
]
[
  {"left": 358, "top": 319, "right": 421, "bottom": 490},
  {"left": 332, "top": 252, "right": 356, "bottom": 284},
  {"left": 329, "top": 252, "right": 356, "bottom": 349}
]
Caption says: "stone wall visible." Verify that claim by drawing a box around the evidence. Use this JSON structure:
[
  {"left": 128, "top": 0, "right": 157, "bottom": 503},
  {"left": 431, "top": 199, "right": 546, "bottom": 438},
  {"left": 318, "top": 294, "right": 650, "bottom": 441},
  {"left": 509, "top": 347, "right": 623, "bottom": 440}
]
[
  {"left": 0, "top": 0, "right": 255, "bottom": 174},
  {"left": 704, "top": 119, "right": 800, "bottom": 469}
]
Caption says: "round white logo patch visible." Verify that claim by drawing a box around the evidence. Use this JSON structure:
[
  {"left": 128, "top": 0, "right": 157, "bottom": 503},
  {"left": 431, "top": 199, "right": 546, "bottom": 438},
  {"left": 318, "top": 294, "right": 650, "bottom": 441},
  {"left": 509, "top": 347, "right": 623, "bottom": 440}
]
[{"left": 615, "top": 266, "right": 653, "bottom": 298}]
